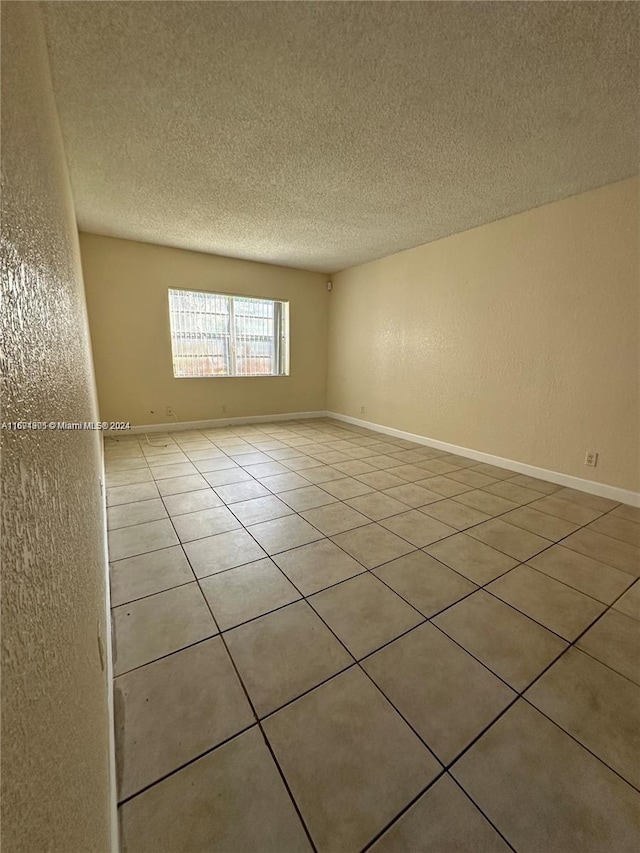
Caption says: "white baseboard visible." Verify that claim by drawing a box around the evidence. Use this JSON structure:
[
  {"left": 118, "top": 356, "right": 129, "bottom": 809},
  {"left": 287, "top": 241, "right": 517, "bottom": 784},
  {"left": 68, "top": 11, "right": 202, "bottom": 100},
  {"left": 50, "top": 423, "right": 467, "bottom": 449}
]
[
  {"left": 122, "top": 410, "right": 327, "bottom": 435},
  {"left": 327, "top": 411, "right": 640, "bottom": 507}
]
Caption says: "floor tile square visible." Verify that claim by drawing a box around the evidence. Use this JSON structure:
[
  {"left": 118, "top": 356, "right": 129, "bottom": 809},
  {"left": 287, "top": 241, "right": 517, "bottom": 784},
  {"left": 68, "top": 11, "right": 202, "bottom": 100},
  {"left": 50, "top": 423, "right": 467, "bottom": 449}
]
[
  {"left": 157, "top": 474, "right": 209, "bottom": 496},
  {"left": 225, "top": 601, "right": 352, "bottom": 716},
  {"left": 310, "top": 572, "right": 423, "bottom": 659},
  {"left": 107, "top": 499, "right": 167, "bottom": 530},
  {"left": 448, "top": 469, "right": 499, "bottom": 488},
  {"left": 331, "top": 523, "right": 415, "bottom": 569},
  {"left": 469, "top": 463, "right": 515, "bottom": 481},
  {"left": 356, "top": 470, "right": 407, "bottom": 490},
  {"left": 298, "top": 465, "right": 346, "bottom": 484},
  {"left": 433, "top": 590, "right": 566, "bottom": 690},
  {"left": 563, "top": 528, "right": 640, "bottom": 576},
  {"left": 247, "top": 515, "right": 324, "bottom": 554},
  {"left": 202, "top": 467, "right": 252, "bottom": 487},
  {"left": 418, "top": 459, "right": 461, "bottom": 476},
  {"left": 184, "top": 529, "right": 267, "bottom": 577},
  {"left": 233, "top": 451, "right": 272, "bottom": 467},
  {"left": 172, "top": 506, "right": 240, "bottom": 543},
  {"left": 119, "top": 727, "right": 311, "bottom": 853},
  {"left": 527, "top": 545, "right": 632, "bottom": 604},
  {"left": 263, "top": 667, "right": 440, "bottom": 853},
  {"left": 420, "top": 498, "right": 491, "bottom": 530},
  {"left": 526, "top": 648, "right": 640, "bottom": 788},
  {"left": 320, "top": 477, "right": 376, "bottom": 499},
  {"left": 487, "top": 565, "right": 605, "bottom": 640},
  {"left": 368, "top": 454, "right": 408, "bottom": 470},
  {"left": 414, "top": 475, "right": 473, "bottom": 497},
  {"left": 386, "top": 464, "right": 432, "bottom": 482},
  {"left": 266, "top": 447, "right": 306, "bottom": 461},
  {"left": 115, "top": 637, "right": 254, "bottom": 799},
  {"left": 106, "top": 482, "right": 159, "bottom": 507},
  {"left": 484, "top": 481, "right": 542, "bottom": 505},
  {"left": 613, "top": 580, "right": 640, "bottom": 621},
  {"left": 106, "top": 468, "right": 154, "bottom": 488},
  {"left": 228, "top": 494, "right": 294, "bottom": 526},
  {"left": 112, "top": 583, "right": 216, "bottom": 675},
  {"left": 273, "top": 539, "right": 364, "bottom": 595},
  {"left": 195, "top": 456, "right": 240, "bottom": 473},
  {"left": 280, "top": 485, "right": 337, "bottom": 511},
  {"left": 311, "top": 450, "right": 350, "bottom": 464},
  {"left": 370, "top": 775, "right": 509, "bottom": 853},
  {"left": 467, "top": 519, "right": 551, "bottom": 561},
  {"left": 300, "top": 502, "right": 369, "bottom": 536},
  {"left": 452, "top": 701, "right": 640, "bottom": 853},
  {"left": 507, "top": 474, "right": 560, "bottom": 495},
  {"left": 529, "top": 495, "right": 601, "bottom": 525},
  {"left": 554, "top": 487, "right": 619, "bottom": 513},
  {"left": 344, "top": 491, "right": 407, "bottom": 520},
  {"left": 373, "top": 551, "right": 476, "bottom": 617},
  {"left": 576, "top": 610, "right": 640, "bottom": 685},
  {"left": 588, "top": 514, "right": 640, "bottom": 547},
  {"left": 501, "top": 505, "right": 578, "bottom": 541},
  {"left": 332, "top": 459, "right": 377, "bottom": 476},
  {"left": 150, "top": 462, "right": 198, "bottom": 480},
  {"left": 425, "top": 533, "right": 518, "bottom": 584},
  {"left": 200, "top": 558, "right": 301, "bottom": 630},
  {"left": 108, "top": 519, "right": 178, "bottom": 561},
  {"left": 183, "top": 448, "right": 225, "bottom": 462},
  {"left": 162, "top": 488, "right": 223, "bottom": 516},
  {"left": 363, "top": 623, "right": 515, "bottom": 763},
  {"left": 105, "top": 457, "right": 149, "bottom": 475},
  {"left": 282, "top": 456, "right": 324, "bottom": 472},
  {"left": 213, "top": 480, "right": 271, "bottom": 504},
  {"left": 239, "top": 461, "right": 291, "bottom": 479},
  {"left": 452, "top": 489, "right": 519, "bottom": 517},
  {"left": 611, "top": 504, "right": 640, "bottom": 525},
  {"left": 380, "top": 509, "right": 456, "bottom": 547},
  {"left": 258, "top": 471, "right": 310, "bottom": 492},
  {"left": 382, "top": 483, "right": 442, "bottom": 507},
  {"left": 110, "top": 546, "right": 193, "bottom": 607}
]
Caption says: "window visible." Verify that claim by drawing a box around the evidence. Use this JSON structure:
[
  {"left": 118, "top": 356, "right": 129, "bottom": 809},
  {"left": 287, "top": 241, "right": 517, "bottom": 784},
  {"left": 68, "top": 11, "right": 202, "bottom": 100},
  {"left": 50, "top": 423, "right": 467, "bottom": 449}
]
[{"left": 168, "top": 288, "right": 289, "bottom": 378}]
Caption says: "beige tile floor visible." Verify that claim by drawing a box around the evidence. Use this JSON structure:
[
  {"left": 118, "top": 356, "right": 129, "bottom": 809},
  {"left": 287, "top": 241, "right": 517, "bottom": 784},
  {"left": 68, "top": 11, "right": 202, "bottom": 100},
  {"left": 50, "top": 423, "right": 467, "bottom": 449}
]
[{"left": 106, "top": 418, "right": 640, "bottom": 853}]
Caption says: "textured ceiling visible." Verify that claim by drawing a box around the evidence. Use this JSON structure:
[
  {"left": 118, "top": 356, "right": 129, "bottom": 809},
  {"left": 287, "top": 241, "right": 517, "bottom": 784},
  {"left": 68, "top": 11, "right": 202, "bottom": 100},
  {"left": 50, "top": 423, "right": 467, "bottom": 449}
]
[{"left": 43, "top": 1, "right": 639, "bottom": 273}]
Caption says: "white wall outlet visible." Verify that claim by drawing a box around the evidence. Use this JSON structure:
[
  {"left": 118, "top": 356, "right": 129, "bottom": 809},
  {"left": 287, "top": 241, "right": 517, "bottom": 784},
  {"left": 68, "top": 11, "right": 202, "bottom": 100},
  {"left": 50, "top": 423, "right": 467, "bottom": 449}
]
[
  {"left": 165, "top": 405, "right": 175, "bottom": 418},
  {"left": 360, "top": 405, "right": 365, "bottom": 415},
  {"left": 584, "top": 451, "right": 598, "bottom": 468}
]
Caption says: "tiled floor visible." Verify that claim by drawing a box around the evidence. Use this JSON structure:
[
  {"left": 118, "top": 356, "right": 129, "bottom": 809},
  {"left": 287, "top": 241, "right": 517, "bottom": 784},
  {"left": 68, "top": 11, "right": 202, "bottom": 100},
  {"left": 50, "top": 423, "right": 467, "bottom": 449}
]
[{"left": 106, "top": 418, "right": 640, "bottom": 852}]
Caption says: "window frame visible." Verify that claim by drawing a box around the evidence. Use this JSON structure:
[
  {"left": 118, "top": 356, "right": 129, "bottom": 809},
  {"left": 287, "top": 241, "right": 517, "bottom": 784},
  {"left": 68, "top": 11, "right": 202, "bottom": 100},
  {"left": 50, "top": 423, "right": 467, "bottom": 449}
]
[{"left": 167, "top": 287, "right": 290, "bottom": 379}]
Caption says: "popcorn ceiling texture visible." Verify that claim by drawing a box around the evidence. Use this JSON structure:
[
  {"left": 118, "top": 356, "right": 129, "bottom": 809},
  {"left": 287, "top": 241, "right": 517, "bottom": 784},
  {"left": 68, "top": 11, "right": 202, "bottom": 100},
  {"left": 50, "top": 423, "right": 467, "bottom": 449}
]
[
  {"left": 42, "top": 1, "right": 639, "bottom": 273},
  {"left": 1, "top": 4, "right": 112, "bottom": 850}
]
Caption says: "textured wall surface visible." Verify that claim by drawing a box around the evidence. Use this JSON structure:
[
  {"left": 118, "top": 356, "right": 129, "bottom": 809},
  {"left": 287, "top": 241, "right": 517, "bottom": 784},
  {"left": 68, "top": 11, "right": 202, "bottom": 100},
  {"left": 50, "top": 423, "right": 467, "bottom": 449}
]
[
  {"left": 1, "top": 4, "right": 112, "bottom": 851},
  {"left": 327, "top": 178, "right": 640, "bottom": 492},
  {"left": 42, "top": 1, "right": 638, "bottom": 272},
  {"left": 80, "top": 233, "right": 329, "bottom": 425}
]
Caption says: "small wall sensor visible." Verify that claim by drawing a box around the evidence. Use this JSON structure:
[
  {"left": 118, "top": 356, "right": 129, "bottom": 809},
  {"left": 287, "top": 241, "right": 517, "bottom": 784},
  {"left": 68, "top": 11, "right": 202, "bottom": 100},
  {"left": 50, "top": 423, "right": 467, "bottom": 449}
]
[{"left": 326, "top": 281, "right": 333, "bottom": 291}]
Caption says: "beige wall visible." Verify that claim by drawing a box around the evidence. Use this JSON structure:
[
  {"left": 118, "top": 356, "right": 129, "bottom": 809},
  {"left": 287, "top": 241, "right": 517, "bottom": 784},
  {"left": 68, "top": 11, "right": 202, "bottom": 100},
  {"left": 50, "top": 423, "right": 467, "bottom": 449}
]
[
  {"left": 328, "top": 178, "right": 640, "bottom": 492},
  {"left": 1, "top": 4, "right": 113, "bottom": 851},
  {"left": 80, "top": 233, "right": 329, "bottom": 425}
]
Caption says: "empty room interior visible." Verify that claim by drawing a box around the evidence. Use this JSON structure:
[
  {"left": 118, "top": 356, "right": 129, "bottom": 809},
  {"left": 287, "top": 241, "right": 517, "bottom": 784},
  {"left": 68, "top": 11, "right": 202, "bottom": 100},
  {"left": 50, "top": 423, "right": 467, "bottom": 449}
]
[{"left": 3, "top": 1, "right": 640, "bottom": 852}]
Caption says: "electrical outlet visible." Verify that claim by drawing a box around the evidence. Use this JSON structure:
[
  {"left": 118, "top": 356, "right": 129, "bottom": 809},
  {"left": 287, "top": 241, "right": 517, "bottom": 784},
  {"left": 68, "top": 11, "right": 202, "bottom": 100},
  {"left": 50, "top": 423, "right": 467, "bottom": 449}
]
[
  {"left": 360, "top": 405, "right": 365, "bottom": 415},
  {"left": 165, "top": 406, "right": 175, "bottom": 418},
  {"left": 584, "top": 451, "right": 598, "bottom": 468},
  {"left": 221, "top": 405, "right": 227, "bottom": 414}
]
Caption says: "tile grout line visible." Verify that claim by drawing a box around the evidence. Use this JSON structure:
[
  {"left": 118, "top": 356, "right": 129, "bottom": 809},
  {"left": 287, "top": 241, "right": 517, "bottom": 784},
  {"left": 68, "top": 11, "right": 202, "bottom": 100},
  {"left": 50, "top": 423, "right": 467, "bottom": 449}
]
[
  {"left": 105, "top": 421, "right": 639, "bottom": 848},
  {"left": 158, "top": 478, "right": 320, "bottom": 853}
]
